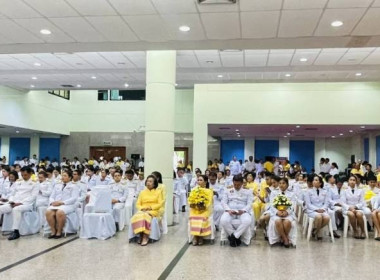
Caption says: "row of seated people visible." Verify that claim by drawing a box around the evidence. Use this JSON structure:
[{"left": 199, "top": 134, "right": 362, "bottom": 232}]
[{"left": 0, "top": 165, "right": 167, "bottom": 243}]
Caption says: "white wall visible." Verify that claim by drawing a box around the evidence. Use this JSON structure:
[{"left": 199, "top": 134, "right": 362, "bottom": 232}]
[{"left": 193, "top": 82, "right": 380, "bottom": 170}]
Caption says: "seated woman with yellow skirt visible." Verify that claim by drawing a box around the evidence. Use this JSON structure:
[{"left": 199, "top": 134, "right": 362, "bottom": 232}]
[
  {"left": 131, "top": 175, "right": 163, "bottom": 246},
  {"left": 188, "top": 175, "right": 213, "bottom": 246}
]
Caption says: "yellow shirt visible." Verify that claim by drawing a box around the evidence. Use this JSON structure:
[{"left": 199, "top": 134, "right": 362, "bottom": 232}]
[
  {"left": 377, "top": 174, "right": 380, "bottom": 182},
  {"left": 351, "top": 168, "right": 364, "bottom": 176},
  {"left": 136, "top": 188, "right": 163, "bottom": 217},
  {"left": 187, "top": 164, "right": 192, "bottom": 171},
  {"left": 284, "top": 164, "right": 291, "bottom": 172},
  {"left": 245, "top": 181, "right": 259, "bottom": 194},
  {"left": 264, "top": 161, "right": 274, "bottom": 173},
  {"left": 188, "top": 186, "right": 213, "bottom": 218}
]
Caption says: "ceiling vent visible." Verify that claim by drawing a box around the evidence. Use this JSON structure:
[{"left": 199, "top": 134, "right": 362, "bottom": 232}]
[
  {"left": 219, "top": 127, "right": 231, "bottom": 130},
  {"left": 61, "top": 84, "right": 74, "bottom": 88},
  {"left": 198, "top": 0, "right": 236, "bottom": 4},
  {"left": 304, "top": 128, "right": 318, "bottom": 131}
]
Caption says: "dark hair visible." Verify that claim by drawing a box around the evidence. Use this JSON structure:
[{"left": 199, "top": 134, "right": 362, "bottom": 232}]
[
  {"left": 272, "top": 176, "right": 281, "bottom": 182},
  {"left": 125, "top": 169, "right": 134, "bottom": 175},
  {"left": 62, "top": 170, "right": 73, "bottom": 179},
  {"left": 38, "top": 171, "right": 48, "bottom": 178},
  {"left": 2, "top": 165, "right": 10, "bottom": 173},
  {"left": 114, "top": 170, "right": 122, "bottom": 176},
  {"left": 101, "top": 169, "right": 109, "bottom": 175},
  {"left": 151, "top": 171, "right": 163, "bottom": 184},
  {"left": 331, "top": 162, "right": 338, "bottom": 169},
  {"left": 279, "top": 177, "right": 289, "bottom": 186},
  {"left": 208, "top": 171, "right": 217, "bottom": 178},
  {"left": 232, "top": 174, "right": 244, "bottom": 183},
  {"left": 313, "top": 175, "right": 324, "bottom": 188},
  {"left": 87, "top": 166, "right": 95, "bottom": 172},
  {"left": 46, "top": 167, "right": 54, "bottom": 174},
  {"left": 198, "top": 175, "right": 210, "bottom": 188},
  {"left": 325, "top": 174, "right": 332, "bottom": 182},
  {"left": 218, "top": 171, "right": 225, "bottom": 176},
  {"left": 9, "top": 170, "right": 19, "bottom": 180},
  {"left": 245, "top": 172, "right": 256, "bottom": 180},
  {"left": 20, "top": 166, "right": 32, "bottom": 174},
  {"left": 348, "top": 174, "right": 358, "bottom": 183},
  {"left": 307, "top": 175, "right": 314, "bottom": 183},
  {"left": 73, "top": 169, "right": 82, "bottom": 176},
  {"left": 145, "top": 175, "right": 159, "bottom": 189}
]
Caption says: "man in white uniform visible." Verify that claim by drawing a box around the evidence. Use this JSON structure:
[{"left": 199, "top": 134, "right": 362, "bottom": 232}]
[
  {"left": 229, "top": 156, "right": 242, "bottom": 176},
  {"left": 220, "top": 175, "right": 253, "bottom": 247},
  {"left": 245, "top": 156, "right": 255, "bottom": 172},
  {"left": 0, "top": 166, "right": 38, "bottom": 240},
  {"left": 174, "top": 168, "right": 189, "bottom": 213}
]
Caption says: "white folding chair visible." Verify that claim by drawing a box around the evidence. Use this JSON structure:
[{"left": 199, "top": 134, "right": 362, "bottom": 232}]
[
  {"left": 80, "top": 186, "right": 116, "bottom": 240},
  {"left": 306, "top": 216, "right": 335, "bottom": 242},
  {"left": 37, "top": 206, "right": 48, "bottom": 228},
  {"left": 343, "top": 212, "right": 369, "bottom": 239}
]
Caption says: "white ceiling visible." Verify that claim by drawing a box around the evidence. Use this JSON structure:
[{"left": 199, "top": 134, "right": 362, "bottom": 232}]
[
  {"left": 1, "top": 48, "right": 380, "bottom": 89},
  {"left": 0, "top": 124, "right": 59, "bottom": 136},
  {"left": 0, "top": 0, "right": 380, "bottom": 54}
]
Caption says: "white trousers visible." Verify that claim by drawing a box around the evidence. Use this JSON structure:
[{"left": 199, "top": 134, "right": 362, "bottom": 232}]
[
  {"left": 213, "top": 204, "right": 224, "bottom": 226},
  {"left": 0, "top": 204, "right": 33, "bottom": 230},
  {"left": 220, "top": 212, "right": 251, "bottom": 239},
  {"left": 112, "top": 203, "right": 124, "bottom": 223}
]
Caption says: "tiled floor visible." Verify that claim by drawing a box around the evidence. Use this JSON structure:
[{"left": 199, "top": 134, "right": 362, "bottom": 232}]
[{"left": 1, "top": 214, "right": 379, "bottom": 280}]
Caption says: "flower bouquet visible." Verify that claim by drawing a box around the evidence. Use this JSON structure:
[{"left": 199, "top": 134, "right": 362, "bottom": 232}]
[
  {"left": 188, "top": 187, "right": 210, "bottom": 211},
  {"left": 273, "top": 194, "right": 292, "bottom": 211}
]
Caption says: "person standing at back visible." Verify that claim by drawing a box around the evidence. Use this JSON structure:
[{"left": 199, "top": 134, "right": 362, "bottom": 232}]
[{"left": 229, "top": 156, "right": 242, "bottom": 176}]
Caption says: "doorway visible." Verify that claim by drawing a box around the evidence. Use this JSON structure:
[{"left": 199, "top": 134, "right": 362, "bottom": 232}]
[
  {"left": 89, "top": 146, "right": 126, "bottom": 161},
  {"left": 173, "top": 147, "right": 189, "bottom": 169}
]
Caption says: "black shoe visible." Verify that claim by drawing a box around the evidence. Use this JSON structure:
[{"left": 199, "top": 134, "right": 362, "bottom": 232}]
[
  {"left": 54, "top": 234, "right": 62, "bottom": 239},
  {"left": 182, "top": 206, "right": 186, "bottom": 212},
  {"left": 229, "top": 234, "right": 237, "bottom": 247},
  {"left": 48, "top": 234, "right": 56, "bottom": 239},
  {"left": 8, "top": 230, "right": 20, "bottom": 241},
  {"left": 115, "top": 222, "right": 119, "bottom": 232},
  {"left": 236, "top": 237, "right": 242, "bottom": 246},
  {"left": 333, "top": 231, "right": 341, "bottom": 238}
]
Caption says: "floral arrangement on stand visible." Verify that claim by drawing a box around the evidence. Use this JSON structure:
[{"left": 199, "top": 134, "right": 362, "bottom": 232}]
[
  {"left": 188, "top": 187, "right": 210, "bottom": 211},
  {"left": 273, "top": 194, "right": 292, "bottom": 211}
]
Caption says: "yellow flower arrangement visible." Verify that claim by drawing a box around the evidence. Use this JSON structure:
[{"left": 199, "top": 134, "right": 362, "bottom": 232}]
[
  {"left": 188, "top": 187, "right": 210, "bottom": 210},
  {"left": 273, "top": 194, "right": 292, "bottom": 211}
]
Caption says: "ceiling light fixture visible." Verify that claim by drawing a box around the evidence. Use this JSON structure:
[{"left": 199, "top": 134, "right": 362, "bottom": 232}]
[
  {"left": 235, "top": 129, "right": 239, "bottom": 132},
  {"left": 34, "top": 62, "right": 41, "bottom": 67},
  {"left": 331, "top": 136, "right": 336, "bottom": 138},
  {"left": 339, "top": 133, "right": 344, "bottom": 136},
  {"left": 331, "top": 20, "right": 343, "bottom": 27},
  {"left": 76, "top": 84, "right": 82, "bottom": 88},
  {"left": 16, "top": 130, "right": 20, "bottom": 133},
  {"left": 40, "top": 29, "right": 52, "bottom": 35},
  {"left": 179, "top": 25, "right": 190, "bottom": 32},
  {"left": 284, "top": 136, "right": 287, "bottom": 138},
  {"left": 237, "top": 135, "right": 241, "bottom": 137},
  {"left": 285, "top": 73, "right": 291, "bottom": 77},
  {"left": 175, "top": 83, "right": 178, "bottom": 86},
  {"left": 91, "top": 76, "right": 96, "bottom": 79},
  {"left": 217, "top": 74, "right": 223, "bottom": 78},
  {"left": 287, "top": 132, "right": 291, "bottom": 135},
  {"left": 349, "top": 130, "right": 353, "bottom": 133},
  {"left": 124, "top": 83, "right": 129, "bottom": 88},
  {"left": 361, "top": 126, "right": 365, "bottom": 129},
  {"left": 296, "top": 125, "right": 300, "bottom": 128},
  {"left": 355, "top": 72, "right": 362, "bottom": 77},
  {"left": 30, "top": 85, "right": 35, "bottom": 88},
  {"left": 32, "top": 76, "right": 37, "bottom": 80},
  {"left": 299, "top": 58, "right": 308, "bottom": 62},
  {"left": 206, "top": 60, "right": 214, "bottom": 64}
]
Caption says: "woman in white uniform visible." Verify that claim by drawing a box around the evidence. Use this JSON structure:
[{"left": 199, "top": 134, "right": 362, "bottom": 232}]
[
  {"left": 45, "top": 170, "right": 79, "bottom": 239},
  {"left": 341, "top": 174, "right": 366, "bottom": 239},
  {"left": 36, "top": 171, "right": 53, "bottom": 208},
  {"left": 304, "top": 175, "right": 330, "bottom": 241},
  {"left": 372, "top": 194, "right": 380, "bottom": 241}
]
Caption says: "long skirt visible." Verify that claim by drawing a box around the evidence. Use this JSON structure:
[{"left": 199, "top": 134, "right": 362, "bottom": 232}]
[
  {"left": 189, "top": 216, "right": 211, "bottom": 237},
  {"left": 131, "top": 211, "right": 153, "bottom": 235}
]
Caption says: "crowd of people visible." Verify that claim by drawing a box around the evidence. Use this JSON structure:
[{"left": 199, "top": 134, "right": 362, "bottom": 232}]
[{"left": 1, "top": 154, "right": 380, "bottom": 250}]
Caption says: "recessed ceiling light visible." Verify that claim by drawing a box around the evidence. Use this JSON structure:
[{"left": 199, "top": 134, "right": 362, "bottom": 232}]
[
  {"left": 76, "top": 84, "right": 81, "bottom": 88},
  {"left": 175, "top": 83, "right": 178, "bottom": 86},
  {"left": 291, "top": 130, "right": 295, "bottom": 132},
  {"left": 206, "top": 60, "right": 214, "bottom": 64},
  {"left": 355, "top": 72, "right": 362, "bottom": 76},
  {"left": 237, "top": 135, "right": 241, "bottom": 137},
  {"left": 235, "top": 129, "right": 239, "bottom": 132},
  {"left": 179, "top": 25, "right": 190, "bottom": 32},
  {"left": 349, "top": 130, "right": 353, "bottom": 133},
  {"left": 331, "top": 136, "right": 336, "bottom": 138},
  {"left": 331, "top": 20, "right": 343, "bottom": 27},
  {"left": 361, "top": 126, "right": 365, "bottom": 129},
  {"left": 32, "top": 76, "right": 37, "bottom": 80},
  {"left": 33, "top": 62, "right": 41, "bottom": 67},
  {"left": 287, "top": 132, "right": 291, "bottom": 135},
  {"left": 299, "top": 58, "right": 308, "bottom": 62},
  {"left": 30, "top": 85, "right": 35, "bottom": 88},
  {"left": 339, "top": 133, "right": 344, "bottom": 136},
  {"left": 40, "top": 29, "right": 51, "bottom": 35},
  {"left": 124, "top": 83, "right": 129, "bottom": 88},
  {"left": 284, "top": 136, "right": 287, "bottom": 138},
  {"left": 285, "top": 73, "right": 291, "bottom": 77},
  {"left": 296, "top": 125, "right": 300, "bottom": 128},
  {"left": 91, "top": 76, "right": 96, "bottom": 79},
  {"left": 217, "top": 74, "right": 223, "bottom": 78},
  {"left": 16, "top": 130, "right": 20, "bottom": 134}
]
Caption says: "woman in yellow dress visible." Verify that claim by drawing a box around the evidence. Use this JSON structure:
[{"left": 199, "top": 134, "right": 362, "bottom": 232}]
[
  {"left": 151, "top": 171, "right": 166, "bottom": 216},
  {"left": 131, "top": 175, "right": 163, "bottom": 246},
  {"left": 188, "top": 175, "right": 214, "bottom": 246}
]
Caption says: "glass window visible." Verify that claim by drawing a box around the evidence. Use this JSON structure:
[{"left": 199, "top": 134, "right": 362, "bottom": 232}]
[
  {"left": 110, "top": 89, "right": 145, "bottom": 101},
  {"left": 48, "top": 90, "right": 70, "bottom": 100},
  {"left": 98, "top": 90, "right": 109, "bottom": 101}
]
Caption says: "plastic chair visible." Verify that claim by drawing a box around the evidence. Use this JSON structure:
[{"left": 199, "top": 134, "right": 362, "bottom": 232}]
[
  {"left": 37, "top": 206, "right": 48, "bottom": 228},
  {"left": 343, "top": 212, "right": 369, "bottom": 239},
  {"left": 220, "top": 216, "right": 254, "bottom": 246},
  {"left": 306, "top": 216, "right": 335, "bottom": 242},
  {"left": 2, "top": 209, "right": 40, "bottom": 236},
  {"left": 80, "top": 186, "right": 116, "bottom": 240},
  {"left": 43, "top": 211, "right": 80, "bottom": 237}
]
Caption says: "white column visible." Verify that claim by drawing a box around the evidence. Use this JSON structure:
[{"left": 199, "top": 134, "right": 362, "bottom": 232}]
[
  {"left": 369, "top": 133, "right": 376, "bottom": 167},
  {"left": 30, "top": 135, "right": 39, "bottom": 159},
  {"left": 315, "top": 138, "right": 326, "bottom": 173},
  {"left": 1, "top": 136, "right": 10, "bottom": 162},
  {"left": 145, "top": 50, "right": 176, "bottom": 226},
  {"left": 279, "top": 138, "right": 289, "bottom": 158},
  {"left": 244, "top": 138, "right": 255, "bottom": 159}
]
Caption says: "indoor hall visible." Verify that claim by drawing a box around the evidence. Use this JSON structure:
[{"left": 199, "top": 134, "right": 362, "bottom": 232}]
[{"left": 1, "top": 1, "right": 380, "bottom": 280}]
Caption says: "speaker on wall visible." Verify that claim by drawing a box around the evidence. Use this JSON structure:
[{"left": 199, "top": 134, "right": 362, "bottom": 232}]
[{"left": 131, "top": 154, "right": 140, "bottom": 160}]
